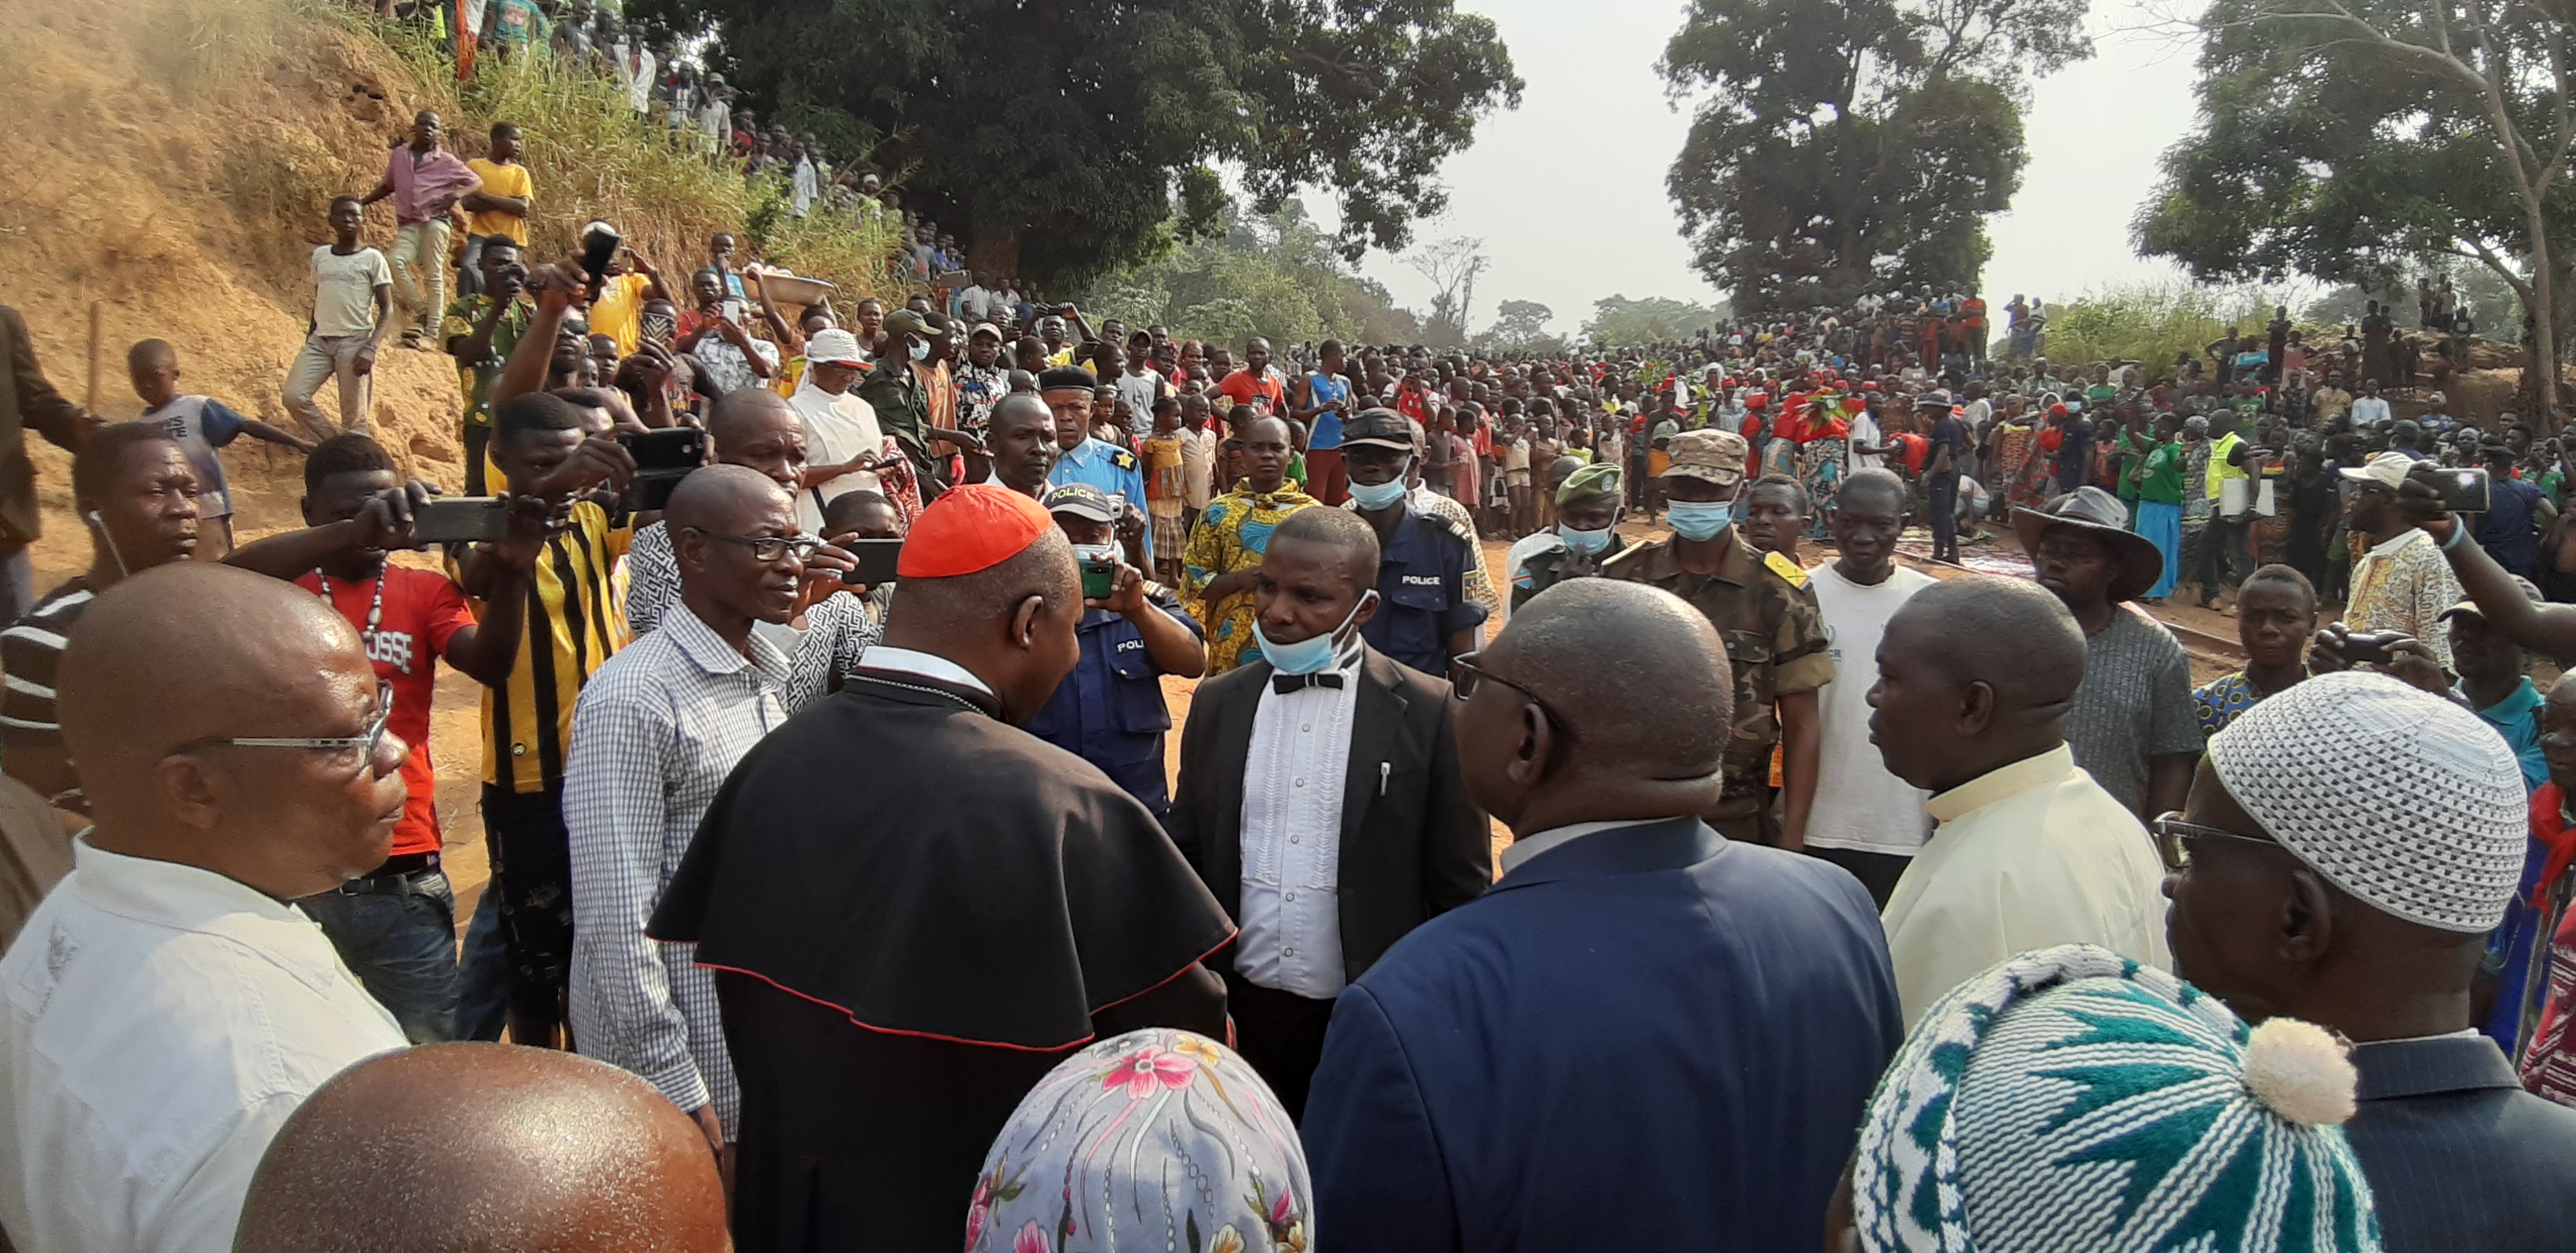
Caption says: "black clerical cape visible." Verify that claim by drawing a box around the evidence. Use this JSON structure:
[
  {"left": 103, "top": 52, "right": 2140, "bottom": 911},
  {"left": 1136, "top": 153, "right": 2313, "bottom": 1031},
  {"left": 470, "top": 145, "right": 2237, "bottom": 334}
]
[{"left": 650, "top": 669, "right": 1236, "bottom": 1251}]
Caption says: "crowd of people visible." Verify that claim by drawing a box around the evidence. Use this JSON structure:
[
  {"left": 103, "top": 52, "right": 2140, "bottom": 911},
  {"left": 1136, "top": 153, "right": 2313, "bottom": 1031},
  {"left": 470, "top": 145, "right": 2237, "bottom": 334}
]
[{"left": 10, "top": 39, "right": 2576, "bottom": 1244}]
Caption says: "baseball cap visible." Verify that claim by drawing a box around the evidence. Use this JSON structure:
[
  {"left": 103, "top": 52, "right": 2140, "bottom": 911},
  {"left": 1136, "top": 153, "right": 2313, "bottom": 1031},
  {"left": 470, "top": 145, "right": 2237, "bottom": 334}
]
[
  {"left": 1040, "top": 482, "right": 1119, "bottom": 523},
  {"left": 1341, "top": 408, "right": 1415, "bottom": 452},
  {"left": 2336, "top": 451, "right": 2417, "bottom": 490},
  {"left": 1661, "top": 429, "right": 1747, "bottom": 487},
  {"left": 882, "top": 309, "right": 929, "bottom": 337}
]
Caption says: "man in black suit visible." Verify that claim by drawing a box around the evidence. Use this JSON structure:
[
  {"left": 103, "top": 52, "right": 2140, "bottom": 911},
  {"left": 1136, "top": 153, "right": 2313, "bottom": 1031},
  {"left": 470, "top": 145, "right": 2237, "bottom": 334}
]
[
  {"left": 1169, "top": 506, "right": 1490, "bottom": 1117},
  {"left": 0, "top": 306, "right": 97, "bottom": 621}
]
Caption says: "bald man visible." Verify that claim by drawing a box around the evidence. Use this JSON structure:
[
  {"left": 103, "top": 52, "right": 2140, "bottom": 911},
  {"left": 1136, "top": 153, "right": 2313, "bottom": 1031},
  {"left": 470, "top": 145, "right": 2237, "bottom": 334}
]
[
  {"left": 234, "top": 1044, "right": 728, "bottom": 1253},
  {"left": 0, "top": 563, "right": 409, "bottom": 1253},
  {"left": 623, "top": 393, "right": 874, "bottom": 713},
  {"left": 649, "top": 484, "right": 1233, "bottom": 1251},
  {"left": 567, "top": 467, "right": 819, "bottom": 1156},
  {"left": 1301, "top": 578, "right": 1899, "bottom": 1253},
  {"left": 1867, "top": 574, "right": 2172, "bottom": 1023}
]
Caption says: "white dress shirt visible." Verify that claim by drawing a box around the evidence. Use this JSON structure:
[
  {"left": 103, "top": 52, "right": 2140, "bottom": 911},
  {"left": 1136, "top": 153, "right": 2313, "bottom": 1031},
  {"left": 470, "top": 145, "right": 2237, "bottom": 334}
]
[
  {"left": 858, "top": 645, "right": 994, "bottom": 696},
  {"left": 1235, "top": 656, "right": 1359, "bottom": 1000},
  {"left": 567, "top": 605, "right": 792, "bottom": 1137},
  {"left": 787, "top": 383, "right": 885, "bottom": 532},
  {"left": 0, "top": 840, "right": 406, "bottom": 1253},
  {"left": 1878, "top": 744, "right": 2171, "bottom": 1026}
]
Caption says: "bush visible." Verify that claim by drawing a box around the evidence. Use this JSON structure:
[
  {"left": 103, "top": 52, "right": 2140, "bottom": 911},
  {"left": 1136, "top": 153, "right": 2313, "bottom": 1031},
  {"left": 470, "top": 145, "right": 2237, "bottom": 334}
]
[{"left": 2040, "top": 284, "right": 2286, "bottom": 383}]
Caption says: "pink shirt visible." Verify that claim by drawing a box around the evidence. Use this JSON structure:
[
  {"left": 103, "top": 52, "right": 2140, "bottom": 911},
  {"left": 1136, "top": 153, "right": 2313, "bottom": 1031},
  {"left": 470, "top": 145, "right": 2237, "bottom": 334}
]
[{"left": 384, "top": 143, "right": 480, "bottom": 226}]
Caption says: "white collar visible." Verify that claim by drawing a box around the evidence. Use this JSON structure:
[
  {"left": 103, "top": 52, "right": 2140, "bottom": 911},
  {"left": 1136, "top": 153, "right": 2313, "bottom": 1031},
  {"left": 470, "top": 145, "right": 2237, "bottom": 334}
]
[
  {"left": 2365, "top": 527, "right": 2428, "bottom": 559},
  {"left": 1500, "top": 819, "right": 1664, "bottom": 873},
  {"left": 857, "top": 645, "right": 994, "bottom": 697}
]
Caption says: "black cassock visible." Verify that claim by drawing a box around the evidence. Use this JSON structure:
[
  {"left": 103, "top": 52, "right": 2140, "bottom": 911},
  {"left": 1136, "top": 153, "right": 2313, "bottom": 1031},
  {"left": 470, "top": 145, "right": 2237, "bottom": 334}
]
[{"left": 650, "top": 668, "right": 1235, "bottom": 1252}]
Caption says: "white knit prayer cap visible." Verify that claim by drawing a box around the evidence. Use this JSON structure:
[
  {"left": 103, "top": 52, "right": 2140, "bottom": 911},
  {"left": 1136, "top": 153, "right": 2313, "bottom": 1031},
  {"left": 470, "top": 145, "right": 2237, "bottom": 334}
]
[{"left": 2207, "top": 669, "right": 2525, "bottom": 933}]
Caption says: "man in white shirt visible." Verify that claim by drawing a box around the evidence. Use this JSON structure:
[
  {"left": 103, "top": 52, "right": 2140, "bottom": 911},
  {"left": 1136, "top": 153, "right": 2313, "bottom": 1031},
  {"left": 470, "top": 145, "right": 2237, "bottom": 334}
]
[
  {"left": 2349, "top": 378, "right": 2393, "bottom": 428},
  {"left": 1178, "top": 393, "right": 1218, "bottom": 520},
  {"left": 283, "top": 196, "right": 393, "bottom": 440},
  {"left": 1868, "top": 574, "right": 2171, "bottom": 1025},
  {"left": 959, "top": 273, "right": 994, "bottom": 324},
  {"left": 1166, "top": 507, "right": 1489, "bottom": 1117},
  {"left": 784, "top": 328, "right": 886, "bottom": 533},
  {"left": 0, "top": 563, "right": 410, "bottom": 1253},
  {"left": 1801, "top": 470, "right": 1934, "bottom": 906}
]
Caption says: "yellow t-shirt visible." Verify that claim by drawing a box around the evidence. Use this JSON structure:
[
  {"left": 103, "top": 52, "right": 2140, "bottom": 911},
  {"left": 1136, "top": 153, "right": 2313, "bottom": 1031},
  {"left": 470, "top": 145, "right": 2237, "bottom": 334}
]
[
  {"left": 589, "top": 271, "right": 654, "bottom": 356},
  {"left": 463, "top": 159, "right": 533, "bottom": 244}
]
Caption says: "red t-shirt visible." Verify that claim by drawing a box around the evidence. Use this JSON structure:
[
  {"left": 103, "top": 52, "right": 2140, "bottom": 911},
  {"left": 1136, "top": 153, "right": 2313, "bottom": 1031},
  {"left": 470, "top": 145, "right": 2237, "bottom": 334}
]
[
  {"left": 1217, "top": 368, "right": 1287, "bottom": 417},
  {"left": 295, "top": 567, "right": 477, "bottom": 857}
]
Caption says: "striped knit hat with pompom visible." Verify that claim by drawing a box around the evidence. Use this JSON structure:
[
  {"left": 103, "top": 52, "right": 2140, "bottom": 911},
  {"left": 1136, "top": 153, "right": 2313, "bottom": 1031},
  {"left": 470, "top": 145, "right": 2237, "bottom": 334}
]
[{"left": 1852, "top": 944, "right": 2382, "bottom": 1253}]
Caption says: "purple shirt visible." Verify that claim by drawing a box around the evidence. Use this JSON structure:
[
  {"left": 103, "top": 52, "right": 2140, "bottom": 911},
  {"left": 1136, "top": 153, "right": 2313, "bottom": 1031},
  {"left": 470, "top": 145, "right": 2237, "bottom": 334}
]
[{"left": 383, "top": 143, "right": 479, "bottom": 226}]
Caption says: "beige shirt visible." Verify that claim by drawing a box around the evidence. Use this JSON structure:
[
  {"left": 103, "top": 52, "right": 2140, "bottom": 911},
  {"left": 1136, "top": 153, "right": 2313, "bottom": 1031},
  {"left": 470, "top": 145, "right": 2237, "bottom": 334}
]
[{"left": 1879, "top": 744, "right": 2172, "bottom": 1026}]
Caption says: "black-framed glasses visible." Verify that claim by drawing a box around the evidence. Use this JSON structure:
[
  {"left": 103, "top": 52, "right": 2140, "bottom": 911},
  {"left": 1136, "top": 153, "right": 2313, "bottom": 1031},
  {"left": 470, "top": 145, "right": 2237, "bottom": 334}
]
[
  {"left": 193, "top": 680, "right": 395, "bottom": 769},
  {"left": 2150, "top": 811, "right": 2280, "bottom": 872},
  {"left": 689, "top": 529, "right": 820, "bottom": 563},
  {"left": 1449, "top": 652, "right": 1569, "bottom": 729}
]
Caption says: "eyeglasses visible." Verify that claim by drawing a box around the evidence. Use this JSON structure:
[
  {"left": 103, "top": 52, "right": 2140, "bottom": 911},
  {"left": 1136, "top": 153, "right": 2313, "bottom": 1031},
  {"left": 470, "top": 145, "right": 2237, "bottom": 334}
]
[
  {"left": 690, "top": 529, "right": 820, "bottom": 563},
  {"left": 2149, "top": 811, "right": 2280, "bottom": 872},
  {"left": 1449, "top": 651, "right": 1569, "bottom": 727},
  {"left": 194, "top": 680, "right": 395, "bottom": 769}
]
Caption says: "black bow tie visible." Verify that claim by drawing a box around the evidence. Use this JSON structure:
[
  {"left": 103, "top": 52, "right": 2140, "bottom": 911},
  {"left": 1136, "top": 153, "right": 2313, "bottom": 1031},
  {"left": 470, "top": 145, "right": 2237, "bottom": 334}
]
[{"left": 1272, "top": 671, "right": 1346, "bottom": 694}]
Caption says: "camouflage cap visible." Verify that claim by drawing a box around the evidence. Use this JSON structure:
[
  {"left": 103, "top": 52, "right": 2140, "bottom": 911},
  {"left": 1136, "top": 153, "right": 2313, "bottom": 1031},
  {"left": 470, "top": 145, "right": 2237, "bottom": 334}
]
[{"left": 1661, "top": 428, "right": 1747, "bottom": 487}]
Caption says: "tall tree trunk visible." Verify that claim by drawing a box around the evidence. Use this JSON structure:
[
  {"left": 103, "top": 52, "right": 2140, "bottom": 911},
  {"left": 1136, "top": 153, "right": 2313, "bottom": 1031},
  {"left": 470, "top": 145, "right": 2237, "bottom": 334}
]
[
  {"left": 2529, "top": 200, "right": 2561, "bottom": 421},
  {"left": 967, "top": 225, "right": 1021, "bottom": 286}
]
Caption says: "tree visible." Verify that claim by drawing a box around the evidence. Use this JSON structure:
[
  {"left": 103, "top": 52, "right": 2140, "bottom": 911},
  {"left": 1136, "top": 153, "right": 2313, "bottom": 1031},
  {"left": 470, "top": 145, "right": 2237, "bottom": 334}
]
[
  {"left": 1073, "top": 204, "right": 1425, "bottom": 348},
  {"left": 2133, "top": 0, "right": 2574, "bottom": 414},
  {"left": 1481, "top": 299, "right": 1563, "bottom": 353},
  {"left": 1405, "top": 236, "right": 1489, "bottom": 346},
  {"left": 1581, "top": 294, "right": 1732, "bottom": 346},
  {"left": 651, "top": 0, "right": 1522, "bottom": 289},
  {"left": 1658, "top": 0, "right": 2091, "bottom": 312}
]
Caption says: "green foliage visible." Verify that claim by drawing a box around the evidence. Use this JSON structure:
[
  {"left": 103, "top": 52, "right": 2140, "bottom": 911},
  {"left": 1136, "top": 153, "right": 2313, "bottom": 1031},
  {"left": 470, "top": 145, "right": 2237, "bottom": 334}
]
[
  {"left": 1072, "top": 205, "right": 1421, "bottom": 349},
  {"left": 1659, "top": 0, "right": 2091, "bottom": 312},
  {"left": 1581, "top": 294, "right": 1731, "bottom": 347},
  {"left": 1481, "top": 300, "right": 1564, "bottom": 353},
  {"left": 647, "top": 0, "right": 1522, "bottom": 286},
  {"left": 376, "top": 28, "right": 905, "bottom": 302},
  {"left": 2041, "top": 284, "right": 2278, "bottom": 382},
  {"left": 2134, "top": 0, "right": 2570, "bottom": 320}
]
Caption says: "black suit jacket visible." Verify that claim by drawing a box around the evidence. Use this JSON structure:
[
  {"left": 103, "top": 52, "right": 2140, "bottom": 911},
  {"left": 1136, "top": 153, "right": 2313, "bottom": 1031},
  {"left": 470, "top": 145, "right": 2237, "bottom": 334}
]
[
  {"left": 0, "top": 308, "right": 85, "bottom": 548},
  {"left": 1169, "top": 645, "right": 1491, "bottom": 985},
  {"left": 2344, "top": 1034, "right": 2576, "bottom": 1252}
]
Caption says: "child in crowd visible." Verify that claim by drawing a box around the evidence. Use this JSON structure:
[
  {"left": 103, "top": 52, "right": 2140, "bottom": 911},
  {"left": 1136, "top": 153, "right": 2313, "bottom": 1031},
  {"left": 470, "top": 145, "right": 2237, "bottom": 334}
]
[{"left": 127, "top": 338, "right": 315, "bottom": 559}]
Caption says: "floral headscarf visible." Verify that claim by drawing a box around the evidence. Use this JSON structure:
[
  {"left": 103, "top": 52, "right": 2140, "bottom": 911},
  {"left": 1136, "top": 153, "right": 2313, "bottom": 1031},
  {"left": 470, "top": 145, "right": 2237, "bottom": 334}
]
[{"left": 966, "top": 1030, "right": 1311, "bottom": 1253}]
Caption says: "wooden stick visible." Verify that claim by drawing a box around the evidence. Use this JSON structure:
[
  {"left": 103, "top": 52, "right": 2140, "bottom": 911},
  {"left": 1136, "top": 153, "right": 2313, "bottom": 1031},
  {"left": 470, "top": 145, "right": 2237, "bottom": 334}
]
[{"left": 84, "top": 301, "right": 101, "bottom": 414}]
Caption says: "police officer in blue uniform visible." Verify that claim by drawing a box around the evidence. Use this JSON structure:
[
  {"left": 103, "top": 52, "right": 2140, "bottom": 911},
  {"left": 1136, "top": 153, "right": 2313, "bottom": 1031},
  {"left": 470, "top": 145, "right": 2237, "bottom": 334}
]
[
  {"left": 1025, "top": 483, "right": 1208, "bottom": 816},
  {"left": 1339, "top": 408, "right": 1488, "bottom": 677},
  {"left": 1040, "top": 365, "right": 1156, "bottom": 566}
]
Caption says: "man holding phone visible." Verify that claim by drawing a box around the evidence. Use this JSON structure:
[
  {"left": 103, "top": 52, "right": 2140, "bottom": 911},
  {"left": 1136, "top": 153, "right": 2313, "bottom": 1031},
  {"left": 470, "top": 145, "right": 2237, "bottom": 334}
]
[
  {"left": 2326, "top": 451, "right": 2466, "bottom": 674},
  {"left": 1024, "top": 484, "right": 1205, "bottom": 817}
]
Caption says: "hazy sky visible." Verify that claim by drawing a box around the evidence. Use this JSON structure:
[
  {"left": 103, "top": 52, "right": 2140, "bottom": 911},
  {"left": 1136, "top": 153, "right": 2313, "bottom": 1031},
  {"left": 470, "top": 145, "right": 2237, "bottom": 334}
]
[{"left": 1302, "top": 1, "right": 2203, "bottom": 336}]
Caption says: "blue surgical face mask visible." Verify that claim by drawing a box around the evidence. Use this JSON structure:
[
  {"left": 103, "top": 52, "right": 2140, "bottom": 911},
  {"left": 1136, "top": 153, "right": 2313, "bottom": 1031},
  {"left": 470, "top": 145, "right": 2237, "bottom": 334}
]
[
  {"left": 1348, "top": 476, "right": 1409, "bottom": 511},
  {"left": 1559, "top": 523, "right": 1614, "bottom": 555},
  {"left": 1664, "top": 498, "right": 1737, "bottom": 542},
  {"left": 909, "top": 339, "right": 931, "bottom": 362},
  {"left": 1255, "top": 590, "right": 1378, "bottom": 675}
]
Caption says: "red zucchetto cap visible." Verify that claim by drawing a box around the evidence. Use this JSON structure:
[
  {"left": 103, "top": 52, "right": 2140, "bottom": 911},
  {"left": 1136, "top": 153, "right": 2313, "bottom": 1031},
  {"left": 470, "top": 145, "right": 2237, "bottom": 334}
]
[{"left": 895, "top": 484, "right": 1055, "bottom": 578}]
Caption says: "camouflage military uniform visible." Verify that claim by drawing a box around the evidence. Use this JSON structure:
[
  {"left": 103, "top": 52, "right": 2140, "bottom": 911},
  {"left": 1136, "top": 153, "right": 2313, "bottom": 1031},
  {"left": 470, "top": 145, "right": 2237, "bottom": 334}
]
[
  {"left": 1601, "top": 530, "right": 1833, "bottom": 840},
  {"left": 1507, "top": 532, "right": 1631, "bottom": 610}
]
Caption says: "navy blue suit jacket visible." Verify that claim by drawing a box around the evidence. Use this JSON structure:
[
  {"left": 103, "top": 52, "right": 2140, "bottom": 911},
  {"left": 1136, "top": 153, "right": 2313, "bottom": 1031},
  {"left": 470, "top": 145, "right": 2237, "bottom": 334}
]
[
  {"left": 2346, "top": 1034, "right": 2576, "bottom": 1252},
  {"left": 1300, "top": 817, "right": 1902, "bottom": 1252}
]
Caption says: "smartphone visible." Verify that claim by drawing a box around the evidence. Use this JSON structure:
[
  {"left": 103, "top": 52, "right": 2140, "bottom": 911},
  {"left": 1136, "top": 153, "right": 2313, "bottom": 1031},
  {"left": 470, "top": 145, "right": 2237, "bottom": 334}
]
[
  {"left": 577, "top": 220, "right": 622, "bottom": 301},
  {"left": 2408, "top": 464, "right": 2492, "bottom": 513},
  {"left": 411, "top": 496, "right": 509, "bottom": 544},
  {"left": 838, "top": 538, "right": 903, "bottom": 586},
  {"left": 640, "top": 309, "right": 676, "bottom": 346},
  {"left": 618, "top": 426, "right": 706, "bottom": 512},
  {"left": 1080, "top": 556, "right": 1116, "bottom": 600},
  {"left": 2340, "top": 628, "right": 2401, "bottom": 666}
]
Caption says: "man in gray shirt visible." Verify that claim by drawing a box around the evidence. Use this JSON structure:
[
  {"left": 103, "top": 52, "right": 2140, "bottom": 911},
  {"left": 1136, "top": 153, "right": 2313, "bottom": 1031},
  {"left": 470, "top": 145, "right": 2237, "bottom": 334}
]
[{"left": 2016, "top": 486, "right": 2201, "bottom": 816}]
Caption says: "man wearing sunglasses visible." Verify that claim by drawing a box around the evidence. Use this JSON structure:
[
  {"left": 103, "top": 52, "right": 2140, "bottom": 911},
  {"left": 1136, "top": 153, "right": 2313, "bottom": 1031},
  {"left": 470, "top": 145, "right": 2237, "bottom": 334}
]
[
  {"left": 2166, "top": 670, "right": 2576, "bottom": 1252},
  {"left": 1167, "top": 504, "right": 1489, "bottom": 1119},
  {"left": 0, "top": 563, "right": 410, "bottom": 1253}
]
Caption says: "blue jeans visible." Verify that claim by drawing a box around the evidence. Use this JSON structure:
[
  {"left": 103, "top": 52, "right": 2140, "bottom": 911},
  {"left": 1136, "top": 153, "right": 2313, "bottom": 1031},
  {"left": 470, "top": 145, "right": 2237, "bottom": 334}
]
[
  {"left": 455, "top": 887, "right": 511, "bottom": 1042},
  {"left": 300, "top": 860, "right": 461, "bottom": 1044},
  {"left": 1926, "top": 470, "right": 1960, "bottom": 561}
]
